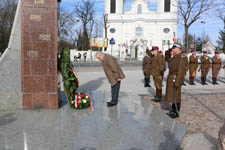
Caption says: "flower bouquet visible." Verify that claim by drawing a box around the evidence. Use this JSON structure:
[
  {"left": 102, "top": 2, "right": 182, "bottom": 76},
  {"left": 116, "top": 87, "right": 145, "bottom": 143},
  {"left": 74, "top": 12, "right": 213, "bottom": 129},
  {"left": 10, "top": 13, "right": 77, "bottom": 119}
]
[{"left": 71, "top": 93, "right": 93, "bottom": 111}]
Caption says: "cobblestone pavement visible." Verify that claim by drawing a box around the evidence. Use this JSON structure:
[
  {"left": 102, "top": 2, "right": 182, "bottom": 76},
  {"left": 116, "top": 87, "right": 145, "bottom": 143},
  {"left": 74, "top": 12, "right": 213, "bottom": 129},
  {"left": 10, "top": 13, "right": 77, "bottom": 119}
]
[{"left": 143, "top": 91, "right": 225, "bottom": 150}]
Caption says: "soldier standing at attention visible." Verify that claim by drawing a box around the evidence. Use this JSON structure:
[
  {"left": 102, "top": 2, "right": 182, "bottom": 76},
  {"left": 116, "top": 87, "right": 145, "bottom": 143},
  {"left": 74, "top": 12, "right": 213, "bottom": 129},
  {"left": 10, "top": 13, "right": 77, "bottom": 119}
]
[
  {"left": 199, "top": 50, "right": 211, "bottom": 85},
  {"left": 212, "top": 51, "right": 222, "bottom": 84},
  {"left": 165, "top": 43, "right": 186, "bottom": 119},
  {"left": 182, "top": 50, "right": 189, "bottom": 86},
  {"left": 189, "top": 49, "right": 198, "bottom": 85},
  {"left": 165, "top": 48, "right": 172, "bottom": 68},
  {"left": 151, "top": 46, "right": 165, "bottom": 102},
  {"left": 142, "top": 48, "right": 152, "bottom": 87}
]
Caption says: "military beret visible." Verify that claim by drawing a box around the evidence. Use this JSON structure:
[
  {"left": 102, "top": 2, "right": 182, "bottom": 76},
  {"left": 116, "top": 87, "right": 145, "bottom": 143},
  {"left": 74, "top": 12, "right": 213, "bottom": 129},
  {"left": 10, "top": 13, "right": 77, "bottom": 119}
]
[
  {"left": 169, "top": 48, "right": 172, "bottom": 51},
  {"left": 151, "top": 46, "right": 159, "bottom": 51},
  {"left": 191, "top": 49, "right": 195, "bottom": 53},
  {"left": 203, "top": 50, "right": 207, "bottom": 53},
  {"left": 215, "top": 51, "right": 219, "bottom": 54},
  {"left": 159, "top": 50, "right": 162, "bottom": 54}
]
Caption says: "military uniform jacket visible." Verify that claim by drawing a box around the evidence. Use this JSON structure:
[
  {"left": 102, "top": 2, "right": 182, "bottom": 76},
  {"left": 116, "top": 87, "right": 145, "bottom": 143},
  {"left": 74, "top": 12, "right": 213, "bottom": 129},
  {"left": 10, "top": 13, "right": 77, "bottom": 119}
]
[
  {"left": 189, "top": 55, "right": 198, "bottom": 71},
  {"left": 200, "top": 56, "right": 211, "bottom": 70},
  {"left": 212, "top": 56, "right": 222, "bottom": 70},
  {"left": 142, "top": 55, "right": 152, "bottom": 76},
  {"left": 151, "top": 54, "right": 165, "bottom": 77},
  {"left": 101, "top": 54, "right": 125, "bottom": 86},
  {"left": 212, "top": 56, "right": 222, "bottom": 78},
  {"left": 168, "top": 53, "right": 186, "bottom": 87},
  {"left": 182, "top": 54, "right": 189, "bottom": 74}
]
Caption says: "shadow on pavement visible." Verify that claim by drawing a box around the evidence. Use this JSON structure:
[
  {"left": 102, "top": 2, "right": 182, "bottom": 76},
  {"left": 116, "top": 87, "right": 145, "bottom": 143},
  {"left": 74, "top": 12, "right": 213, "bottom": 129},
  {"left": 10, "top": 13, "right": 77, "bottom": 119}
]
[
  {"left": 78, "top": 77, "right": 105, "bottom": 92},
  {"left": 204, "top": 132, "right": 218, "bottom": 150},
  {"left": 0, "top": 113, "right": 16, "bottom": 126}
]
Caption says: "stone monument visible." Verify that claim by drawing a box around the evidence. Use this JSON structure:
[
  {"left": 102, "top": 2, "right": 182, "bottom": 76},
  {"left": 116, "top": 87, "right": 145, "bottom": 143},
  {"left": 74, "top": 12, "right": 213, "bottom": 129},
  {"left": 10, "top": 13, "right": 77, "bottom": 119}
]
[{"left": 0, "top": 0, "right": 58, "bottom": 110}]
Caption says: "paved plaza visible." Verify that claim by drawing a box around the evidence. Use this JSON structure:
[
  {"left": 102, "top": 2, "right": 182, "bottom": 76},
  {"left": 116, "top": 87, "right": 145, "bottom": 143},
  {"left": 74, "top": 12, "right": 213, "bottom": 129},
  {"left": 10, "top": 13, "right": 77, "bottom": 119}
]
[{"left": 0, "top": 63, "right": 225, "bottom": 150}]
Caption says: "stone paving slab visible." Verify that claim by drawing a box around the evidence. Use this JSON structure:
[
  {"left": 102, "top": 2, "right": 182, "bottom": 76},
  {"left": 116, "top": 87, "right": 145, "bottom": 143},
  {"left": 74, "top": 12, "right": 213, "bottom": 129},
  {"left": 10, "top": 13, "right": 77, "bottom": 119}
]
[
  {"left": 0, "top": 91, "right": 186, "bottom": 150},
  {"left": 75, "top": 68, "right": 225, "bottom": 150}
]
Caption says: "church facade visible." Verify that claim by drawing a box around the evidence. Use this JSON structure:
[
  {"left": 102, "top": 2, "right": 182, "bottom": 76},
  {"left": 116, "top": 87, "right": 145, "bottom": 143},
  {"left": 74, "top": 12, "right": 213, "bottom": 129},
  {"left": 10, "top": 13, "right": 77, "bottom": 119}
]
[{"left": 105, "top": 0, "right": 178, "bottom": 60}]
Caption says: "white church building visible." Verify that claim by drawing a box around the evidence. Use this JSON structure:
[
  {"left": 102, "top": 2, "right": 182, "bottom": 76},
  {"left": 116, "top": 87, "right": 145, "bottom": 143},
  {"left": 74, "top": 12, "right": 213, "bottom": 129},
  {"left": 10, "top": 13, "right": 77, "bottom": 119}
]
[{"left": 104, "top": 0, "right": 178, "bottom": 60}]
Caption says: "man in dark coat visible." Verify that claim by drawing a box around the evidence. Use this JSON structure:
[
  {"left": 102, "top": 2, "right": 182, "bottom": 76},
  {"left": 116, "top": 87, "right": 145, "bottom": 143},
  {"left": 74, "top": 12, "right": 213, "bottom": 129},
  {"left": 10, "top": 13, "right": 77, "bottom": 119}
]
[
  {"left": 199, "top": 50, "right": 211, "bottom": 85},
  {"left": 189, "top": 49, "right": 198, "bottom": 85},
  {"left": 142, "top": 48, "right": 152, "bottom": 87},
  {"left": 165, "top": 43, "right": 186, "bottom": 118},
  {"left": 151, "top": 46, "right": 165, "bottom": 102},
  {"left": 212, "top": 51, "right": 222, "bottom": 84},
  {"left": 96, "top": 52, "right": 125, "bottom": 107}
]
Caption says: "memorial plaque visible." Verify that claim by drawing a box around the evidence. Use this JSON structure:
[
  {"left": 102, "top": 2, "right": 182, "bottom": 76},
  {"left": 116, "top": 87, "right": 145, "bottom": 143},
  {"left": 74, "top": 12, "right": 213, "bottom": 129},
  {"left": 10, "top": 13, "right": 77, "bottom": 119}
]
[
  {"left": 21, "top": 0, "right": 58, "bottom": 109},
  {"left": 30, "top": 15, "right": 41, "bottom": 21}
]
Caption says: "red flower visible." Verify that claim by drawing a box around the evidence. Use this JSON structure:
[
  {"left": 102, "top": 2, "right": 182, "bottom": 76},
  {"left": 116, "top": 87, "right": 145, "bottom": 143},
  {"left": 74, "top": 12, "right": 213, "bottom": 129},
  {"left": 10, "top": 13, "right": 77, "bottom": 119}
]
[{"left": 80, "top": 95, "right": 84, "bottom": 99}]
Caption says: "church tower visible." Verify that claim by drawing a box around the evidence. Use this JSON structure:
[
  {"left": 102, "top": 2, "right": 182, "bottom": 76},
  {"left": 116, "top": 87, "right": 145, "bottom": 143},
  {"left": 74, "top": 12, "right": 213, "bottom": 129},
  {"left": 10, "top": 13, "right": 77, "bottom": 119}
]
[
  {"left": 157, "top": 0, "right": 177, "bottom": 13},
  {"left": 105, "top": 0, "right": 124, "bottom": 14}
]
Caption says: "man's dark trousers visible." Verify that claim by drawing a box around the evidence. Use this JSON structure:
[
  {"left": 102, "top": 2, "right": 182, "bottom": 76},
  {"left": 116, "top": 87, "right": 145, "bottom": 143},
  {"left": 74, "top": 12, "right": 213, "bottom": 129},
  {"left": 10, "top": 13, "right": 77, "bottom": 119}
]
[{"left": 111, "top": 81, "right": 121, "bottom": 104}]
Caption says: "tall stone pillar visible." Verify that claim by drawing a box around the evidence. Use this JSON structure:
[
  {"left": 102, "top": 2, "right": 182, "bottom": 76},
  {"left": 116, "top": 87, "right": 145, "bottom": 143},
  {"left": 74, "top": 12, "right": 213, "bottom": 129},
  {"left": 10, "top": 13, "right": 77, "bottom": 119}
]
[{"left": 21, "top": 0, "right": 58, "bottom": 109}]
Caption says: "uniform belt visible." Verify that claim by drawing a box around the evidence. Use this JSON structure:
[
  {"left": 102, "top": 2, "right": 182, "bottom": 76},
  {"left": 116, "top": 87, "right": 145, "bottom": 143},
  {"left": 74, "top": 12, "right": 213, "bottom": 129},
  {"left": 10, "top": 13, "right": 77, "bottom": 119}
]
[
  {"left": 190, "top": 63, "right": 198, "bottom": 64},
  {"left": 169, "top": 72, "right": 177, "bottom": 75},
  {"left": 213, "top": 63, "right": 221, "bottom": 64},
  {"left": 152, "top": 66, "right": 159, "bottom": 69}
]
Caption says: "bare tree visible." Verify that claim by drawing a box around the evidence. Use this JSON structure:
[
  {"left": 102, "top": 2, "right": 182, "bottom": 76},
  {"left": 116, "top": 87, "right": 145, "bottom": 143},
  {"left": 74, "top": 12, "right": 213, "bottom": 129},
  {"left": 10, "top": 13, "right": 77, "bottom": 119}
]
[
  {"left": 0, "top": 0, "right": 17, "bottom": 54},
  {"left": 58, "top": 6, "right": 77, "bottom": 41},
  {"left": 216, "top": 0, "right": 225, "bottom": 25},
  {"left": 89, "top": 13, "right": 95, "bottom": 40},
  {"left": 176, "top": 0, "right": 215, "bottom": 51},
  {"left": 74, "top": 0, "right": 95, "bottom": 50},
  {"left": 216, "top": 0, "right": 225, "bottom": 53},
  {"left": 103, "top": 13, "right": 110, "bottom": 39}
]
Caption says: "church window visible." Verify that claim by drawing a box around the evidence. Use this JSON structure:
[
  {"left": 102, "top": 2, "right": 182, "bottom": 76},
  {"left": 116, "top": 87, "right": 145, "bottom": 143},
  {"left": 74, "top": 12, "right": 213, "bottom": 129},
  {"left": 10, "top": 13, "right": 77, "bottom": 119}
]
[
  {"left": 110, "top": 0, "right": 116, "bottom": 13},
  {"left": 136, "top": 27, "right": 143, "bottom": 37},
  {"left": 137, "top": 4, "right": 142, "bottom": 14},
  {"left": 163, "top": 28, "right": 170, "bottom": 33},
  {"left": 110, "top": 28, "right": 116, "bottom": 33},
  {"left": 164, "top": 0, "right": 170, "bottom": 12}
]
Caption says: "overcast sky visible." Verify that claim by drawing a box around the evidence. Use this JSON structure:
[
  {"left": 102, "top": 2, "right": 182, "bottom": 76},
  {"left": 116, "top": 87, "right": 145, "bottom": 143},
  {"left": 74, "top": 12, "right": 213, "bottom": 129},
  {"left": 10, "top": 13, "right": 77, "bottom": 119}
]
[{"left": 61, "top": 0, "right": 224, "bottom": 46}]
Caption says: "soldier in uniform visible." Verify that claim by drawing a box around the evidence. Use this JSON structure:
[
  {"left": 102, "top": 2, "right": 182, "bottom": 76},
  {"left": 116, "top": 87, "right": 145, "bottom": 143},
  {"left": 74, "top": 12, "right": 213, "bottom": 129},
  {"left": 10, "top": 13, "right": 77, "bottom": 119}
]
[
  {"left": 165, "top": 43, "right": 186, "bottom": 118},
  {"left": 212, "top": 51, "right": 222, "bottom": 84},
  {"left": 199, "top": 50, "right": 211, "bottom": 85},
  {"left": 189, "top": 49, "right": 198, "bottom": 85},
  {"left": 182, "top": 50, "right": 189, "bottom": 86},
  {"left": 151, "top": 46, "right": 165, "bottom": 102},
  {"left": 142, "top": 48, "right": 152, "bottom": 87}
]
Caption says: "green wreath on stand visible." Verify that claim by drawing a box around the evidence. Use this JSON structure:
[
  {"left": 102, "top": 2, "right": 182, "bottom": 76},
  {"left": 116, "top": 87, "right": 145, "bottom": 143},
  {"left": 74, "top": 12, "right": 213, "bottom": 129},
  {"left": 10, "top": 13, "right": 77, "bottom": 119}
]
[{"left": 60, "top": 49, "right": 92, "bottom": 110}]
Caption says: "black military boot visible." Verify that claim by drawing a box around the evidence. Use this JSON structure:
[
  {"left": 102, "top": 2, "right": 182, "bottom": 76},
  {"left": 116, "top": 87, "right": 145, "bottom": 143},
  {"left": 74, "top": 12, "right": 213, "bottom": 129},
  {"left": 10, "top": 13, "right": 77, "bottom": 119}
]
[
  {"left": 144, "top": 77, "right": 147, "bottom": 87},
  {"left": 203, "top": 77, "right": 208, "bottom": 85},
  {"left": 144, "top": 77, "right": 151, "bottom": 87},
  {"left": 152, "top": 89, "right": 161, "bottom": 102},
  {"left": 215, "top": 78, "right": 219, "bottom": 84},
  {"left": 212, "top": 78, "right": 216, "bottom": 85},
  {"left": 201, "top": 77, "right": 204, "bottom": 85},
  {"left": 166, "top": 103, "right": 176, "bottom": 116},
  {"left": 168, "top": 103, "right": 180, "bottom": 119}
]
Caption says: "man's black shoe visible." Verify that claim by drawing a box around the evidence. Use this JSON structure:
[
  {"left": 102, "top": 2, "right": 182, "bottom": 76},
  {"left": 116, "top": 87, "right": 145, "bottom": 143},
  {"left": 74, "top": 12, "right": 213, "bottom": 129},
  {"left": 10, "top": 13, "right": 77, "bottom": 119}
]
[
  {"left": 168, "top": 112, "right": 179, "bottom": 118},
  {"left": 107, "top": 102, "right": 117, "bottom": 107}
]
